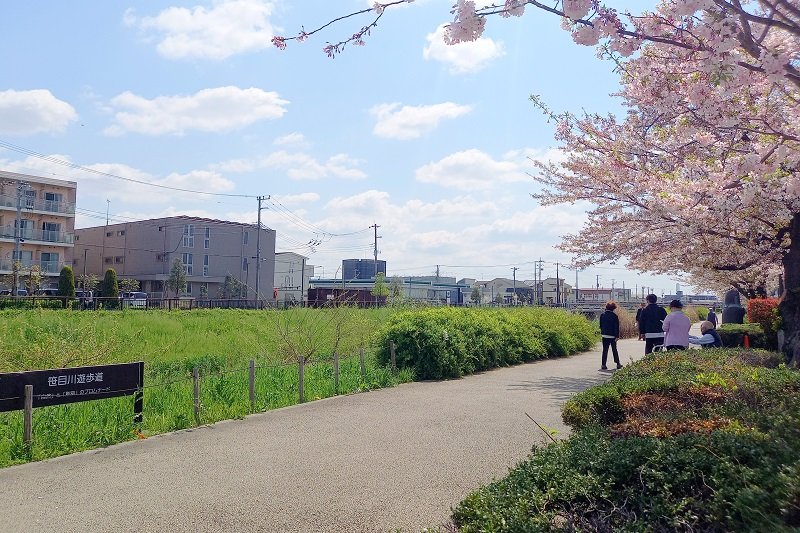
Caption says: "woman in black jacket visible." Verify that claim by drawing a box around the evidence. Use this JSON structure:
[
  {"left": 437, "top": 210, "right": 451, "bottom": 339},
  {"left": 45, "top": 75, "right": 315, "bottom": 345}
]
[{"left": 599, "top": 301, "right": 622, "bottom": 370}]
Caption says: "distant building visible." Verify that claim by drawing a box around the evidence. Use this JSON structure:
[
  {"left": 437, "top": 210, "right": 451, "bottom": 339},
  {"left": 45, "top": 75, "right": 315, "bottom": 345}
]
[
  {"left": 274, "top": 252, "right": 314, "bottom": 305},
  {"left": 470, "top": 277, "right": 572, "bottom": 305},
  {"left": 0, "top": 170, "right": 77, "bottom": 291},
  {"left": 310, "top": 275, "right": 468, "bottom": 306},
  {"left": 342, "top": 258, "right": 386, "bottom": 280},
  {"left": 576, "top": 287, "right": 631, "bottom": 302},
  {"left": 74, "top": 216, "right": 275, "bottom": 299}
]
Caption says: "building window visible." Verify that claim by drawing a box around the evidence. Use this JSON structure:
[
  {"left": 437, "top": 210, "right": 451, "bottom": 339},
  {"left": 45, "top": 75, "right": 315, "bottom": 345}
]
[
  {"left": 24, "top": 189, "right": 36, "bottom": 209},
  {"left": 115, "top": 256, "right": 124, "bottom": 264},
  {"left": 106, "top": 231, "right": 113, "bottom": 237},
  {"left": 183, "top": 225, "right": 194, "bottom": 247},
  {"left": 204, "top": 227, "right": 210, "bottom": 249},
  {"left": 203, "top": 255, "right": 209, "bottom": 277},
  {"left": 104, "top": 257, "right": 113, "bottom": 264},
  {"left": 117, "top": 230, "right": 125, "bottom": 236},
  {"left": 186, "top": 282, "right": 192, "bottom": 295},
  {"left": 156, "top": 253, "right": 167, "bottom": 262},
  {"left": 44, "top": 192, "right": 62, "bottom": 202},
  {"left": 40, "top": 252, "right": 58, "bottom": 273},
  {"left": 182, "top": 253, "right": 193, "bottom": 275},
  {"left": 243, "top": 231, "right": 249, "bottom": 245}
]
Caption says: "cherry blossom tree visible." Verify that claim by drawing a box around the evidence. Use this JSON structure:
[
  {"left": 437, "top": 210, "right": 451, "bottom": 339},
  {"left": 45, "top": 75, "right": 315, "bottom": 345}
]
[{"left": 274, "top": 1, "right": 800, "bottom": 361}]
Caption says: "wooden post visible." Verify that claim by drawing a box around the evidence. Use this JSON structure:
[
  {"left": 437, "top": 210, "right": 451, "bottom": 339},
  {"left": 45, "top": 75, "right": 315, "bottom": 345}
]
[
  {"left": 133, "top": 361, "right": 144, "bottom": 425},
  {"left": 249, "top": 359, "right": 256, "bottom": 412},
  {"left": 359, "top": 345, "right": 366, "bottom": 381},
  {"left": 333, "top": 352, "right": 339, "bottom": 395},
  {"left": 390, "top": 341, "right": 397, "bottom": 373},
  {"left": 23, "top": 385, "right": 33, "bottom": 447},
  {"left": 192, "top": 367, "right": 201, "bottom": 425},
  {"left": 298, "top": 356, "right": 305, "bottom": 403}
]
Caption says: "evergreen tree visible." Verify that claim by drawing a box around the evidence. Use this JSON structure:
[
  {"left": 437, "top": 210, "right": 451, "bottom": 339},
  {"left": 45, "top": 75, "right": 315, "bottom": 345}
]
[
  {"left": 100, "top": 268, "right": 119, "bottom": 308},
  {"left": 58, "top": 266, "right": 76, "bottom": 297},
  {"left": 166, "top": 258, "right": 187, "bottom": 297}
]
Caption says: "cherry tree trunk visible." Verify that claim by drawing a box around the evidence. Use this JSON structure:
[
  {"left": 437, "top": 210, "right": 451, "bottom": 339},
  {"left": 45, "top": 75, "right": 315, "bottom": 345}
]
[{"left": 782, "top": 212, "right": 800, "bottom": 365}]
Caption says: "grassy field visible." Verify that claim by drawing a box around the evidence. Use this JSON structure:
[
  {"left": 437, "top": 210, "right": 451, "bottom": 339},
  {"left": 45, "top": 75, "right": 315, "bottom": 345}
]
[{"left": 0, "top": 307, "right": 409, "bottom": 467}]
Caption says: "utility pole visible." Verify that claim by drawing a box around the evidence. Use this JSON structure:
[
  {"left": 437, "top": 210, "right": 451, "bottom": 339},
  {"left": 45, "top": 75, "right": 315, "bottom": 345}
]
[
  {"left": 555, "top": 262, "right": 560, "bottom": 305},
  {"left": 611, "top": 278, "right": 615, "bottom": 300},
  {"left": 13, "top": 181, "right": 30, "bottom": 295},
  {"left": 254, "top": 195, "right": 269, "bottom": 302},
  {"left": 370, "top": 223, "right": 381, "bottom": 307},
  {"left": 101, "top": 199, "right": 110, "bottom": 271},
  {"left": 575, "top": 268, "right": 579, "bottom": 302},
  {"left": 537, "top": 258, "right": 544, "bottom": 304},
  {"left": 512, "top": 266, "right": 519, "bottom": 306},
  {"left": 596, "top": 274, "right": 600, "bottom": 290}
]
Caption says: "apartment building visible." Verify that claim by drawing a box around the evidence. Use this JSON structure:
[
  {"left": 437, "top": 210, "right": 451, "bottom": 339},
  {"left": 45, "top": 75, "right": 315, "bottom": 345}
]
[
  {"left": 74, "top": 216, "right": 276, "bottom": 299},
  {"left": 0, "top": 170, "right": 77, "bottom": 290}
]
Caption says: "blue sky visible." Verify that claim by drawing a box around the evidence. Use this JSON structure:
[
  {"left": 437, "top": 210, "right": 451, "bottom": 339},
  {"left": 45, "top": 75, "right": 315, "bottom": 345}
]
[{"left": 0, "top": 0, "right": 691, "bottom": 296}]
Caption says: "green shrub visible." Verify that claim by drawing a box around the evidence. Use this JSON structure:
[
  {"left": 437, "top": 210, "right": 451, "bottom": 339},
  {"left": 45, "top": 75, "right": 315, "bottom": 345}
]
[
  {"left": 375, "top": 307, "right": 597, "bottom": 380},
  {"left": 718, "top": 323, "right": 765, "bottom": 348},
  {"left": 747, "top": 298, "right": 781, "bottom": 350},
  {"left": 455, "top": 348, "right": 800, "bottom": 532},
  {"left": 696, "top": 306, "right": 709, "bottom": 320}
]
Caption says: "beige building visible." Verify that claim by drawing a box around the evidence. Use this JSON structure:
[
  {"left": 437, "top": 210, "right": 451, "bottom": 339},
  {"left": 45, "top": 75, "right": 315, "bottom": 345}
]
[
  {"left": 74, "top": 216, "right": 276, "bottom": 300},
  {"left": 0, "top": 170, "right": 77, "bottom": 291}
]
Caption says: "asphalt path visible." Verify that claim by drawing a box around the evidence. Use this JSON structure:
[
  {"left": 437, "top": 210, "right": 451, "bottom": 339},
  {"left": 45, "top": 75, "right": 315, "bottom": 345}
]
[{"left": 0, "top": 336, "right": 656, "bottom": 533}]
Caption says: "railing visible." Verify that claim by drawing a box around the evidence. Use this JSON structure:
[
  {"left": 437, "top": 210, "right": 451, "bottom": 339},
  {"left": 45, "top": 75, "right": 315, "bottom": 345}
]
[
  {"left": 0, "top": 259, "right": 66, "bottom": 274},
  {"left": 0, "top": 225, "right": 74, "bottom": 244},
  {"left": 0, "top": 194, "right": 75, "bottom": 215}
]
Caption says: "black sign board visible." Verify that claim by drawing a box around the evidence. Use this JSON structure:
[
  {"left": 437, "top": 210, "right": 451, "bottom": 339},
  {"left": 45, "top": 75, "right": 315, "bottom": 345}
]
[{"left": 0, "top": 362, "right": 144, "bottom": 413}]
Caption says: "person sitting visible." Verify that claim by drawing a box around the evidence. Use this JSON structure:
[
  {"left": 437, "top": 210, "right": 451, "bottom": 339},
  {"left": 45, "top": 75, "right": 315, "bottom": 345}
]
[
  {"left": 689, "top": 320, "right": 723, "bottom": 348},
  {"left": 662, "top": 299, "right": 691, "bottom": 350}
]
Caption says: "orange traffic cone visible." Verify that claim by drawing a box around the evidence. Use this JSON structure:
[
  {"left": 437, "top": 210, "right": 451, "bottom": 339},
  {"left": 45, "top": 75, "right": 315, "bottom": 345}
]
[{"left": 743, "top": 334, "right": 750, "bottom": 348}]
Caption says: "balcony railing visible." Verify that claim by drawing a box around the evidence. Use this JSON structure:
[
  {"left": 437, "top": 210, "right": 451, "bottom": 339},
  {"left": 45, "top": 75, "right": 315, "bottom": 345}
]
[
  {"left": 0, "top": 194, "right": 75, "bottom": 215},
  {"left": 0, "top": 225, "right": 74, "bottom": 244},
  {"left": 0, "top": 259, "right": 66, "bottom": 274}
]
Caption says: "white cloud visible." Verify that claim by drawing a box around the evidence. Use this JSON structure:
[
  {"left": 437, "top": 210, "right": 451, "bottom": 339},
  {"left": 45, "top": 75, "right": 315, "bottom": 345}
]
[
  {"left": 104, "top": 86, "right": 288, "bottom": 136},
  {"left": 370, "top": 102, "right": 472, "bottom": 140},
  {"left": 415, "top": 149, "right": 528, "bottom": 191},
  {"left": 423, "top": 24, "right": 504, "bottom": 74},
  {"left": 274, "top": 192, "right": 320, "bottom": 205},
  {"left": 0, "top": 154, "right": 236, "bottom": 209},
  {"left": 124, "top": 0, "right": 275, "bottom": 60},
  {"left": 0, "top": 89, "right": 77, "bottom": 135},
  {"left": 214, "top": 150, "right": 366, "bottom": 180},
  {"left": 273, "top": 132, "right": 307, "bottom": 146}
]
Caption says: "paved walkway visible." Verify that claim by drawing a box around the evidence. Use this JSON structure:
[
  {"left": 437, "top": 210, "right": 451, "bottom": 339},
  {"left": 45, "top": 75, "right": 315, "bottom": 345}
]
[{"left": 0, "top": 336, "right": 655, "bottom": 533}]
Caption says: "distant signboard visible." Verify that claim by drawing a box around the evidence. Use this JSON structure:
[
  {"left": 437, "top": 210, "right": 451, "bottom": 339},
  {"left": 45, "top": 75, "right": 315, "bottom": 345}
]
[{"left": 0, "top": 362, "right": 144, "bottom": 413}]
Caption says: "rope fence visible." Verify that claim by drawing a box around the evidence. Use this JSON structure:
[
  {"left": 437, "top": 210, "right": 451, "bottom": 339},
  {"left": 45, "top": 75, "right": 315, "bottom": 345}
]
[{"left": 3, "top": 343, "right": 401, "bottom": 456}]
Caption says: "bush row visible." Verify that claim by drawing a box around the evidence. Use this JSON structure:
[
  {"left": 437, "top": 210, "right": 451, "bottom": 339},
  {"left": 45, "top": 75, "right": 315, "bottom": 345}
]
[
  {"left": 718, "top": 322, "right": 767, "bottom": 349},
  {"left": 453, "top": 348, "right": 800, "bottom": 531},
  {"left": 375, "top": 307, "right": 598, "bottom": 380}
]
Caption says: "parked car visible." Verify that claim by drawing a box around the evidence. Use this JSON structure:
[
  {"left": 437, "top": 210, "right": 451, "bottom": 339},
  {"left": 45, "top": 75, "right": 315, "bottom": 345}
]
[
  {"left": 1, "top": 289, "right": 28, "bottom": 296},
  {"left": 120, "top": 291, "right": 148, "bottom": 309},
  {"left": 34, "top": 288, "right": 59, "bottom": 296},
  {"left": 75, "top": 290, "right": 94, "bottom": 309}
]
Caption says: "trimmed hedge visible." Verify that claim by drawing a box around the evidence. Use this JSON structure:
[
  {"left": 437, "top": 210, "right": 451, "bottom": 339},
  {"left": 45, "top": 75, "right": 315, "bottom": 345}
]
[
  {"left": 453, "top": 348, "right": 800, "bottom": 532},
  {"left": 747, "top": 298, "right": 782, "bottom": 350},
  {"left": 375, "top": 307, "right": 598, "bottom": 380},
  {"left": 718, "top": 322, "right": 766, "bottom": 348}
]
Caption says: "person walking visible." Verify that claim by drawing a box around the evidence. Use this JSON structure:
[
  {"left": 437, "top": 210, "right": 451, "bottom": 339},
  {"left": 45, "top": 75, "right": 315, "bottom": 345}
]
[
  {"left": 635, "top": 301, "right": 646, "bottom": 340},
  {"left": 639, "top": 294, "right": 667, "bottom": 354},
  {"left": 662, "top": 299, "right": 691, "bottom": 350},
  {"left": 599, "top": 301, "right": 622, "bottom": 370},
  {"left": 706, "top": 308, "right": 718, "bottom": 328}
]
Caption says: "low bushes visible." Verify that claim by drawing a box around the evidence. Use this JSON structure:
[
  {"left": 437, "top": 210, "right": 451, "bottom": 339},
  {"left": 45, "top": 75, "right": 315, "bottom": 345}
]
[
  {"left": 375, "top": 307, "right": 597, "bottom": 380},
  {"left": 718, "top": 322, "right": 766, "bottom": 348},
  {"left": 453, "top": 348, "right": 800, "bottom": 531},
  {"left": 748, "top": 298, "right": 782, "bottom": 350}
]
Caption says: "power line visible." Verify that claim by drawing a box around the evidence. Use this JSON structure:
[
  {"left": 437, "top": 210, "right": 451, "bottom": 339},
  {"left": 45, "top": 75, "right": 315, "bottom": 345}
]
[{"left": 0, "top": 139, "right": 257, "bottom": 198}]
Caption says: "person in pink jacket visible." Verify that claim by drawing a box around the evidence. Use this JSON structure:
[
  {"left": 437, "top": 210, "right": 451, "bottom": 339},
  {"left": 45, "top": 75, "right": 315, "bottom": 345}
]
[{"left": 662, "top": 299, "right": 691, "bottom": 350}]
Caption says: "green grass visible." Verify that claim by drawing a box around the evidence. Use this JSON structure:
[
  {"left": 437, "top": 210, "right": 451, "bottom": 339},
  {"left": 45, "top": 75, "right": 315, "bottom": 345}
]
[{"left": 0, "top": 306, "right": 595, "bottom": 468}]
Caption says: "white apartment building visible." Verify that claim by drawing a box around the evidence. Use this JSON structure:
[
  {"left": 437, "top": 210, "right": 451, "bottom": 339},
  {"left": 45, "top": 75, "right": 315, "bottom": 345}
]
[
  {"left": 0, "top": 170, "right": 77, "bottom": 291},
  {"left": 274, "top": 251, "right": 314, "bottom": 305}
]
